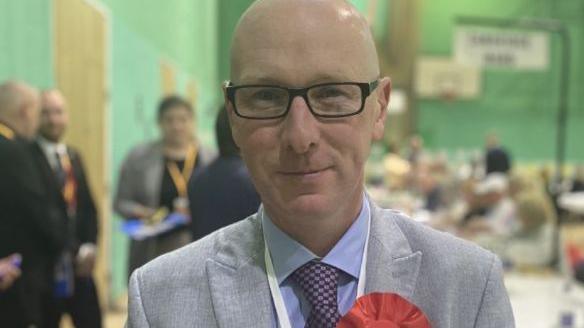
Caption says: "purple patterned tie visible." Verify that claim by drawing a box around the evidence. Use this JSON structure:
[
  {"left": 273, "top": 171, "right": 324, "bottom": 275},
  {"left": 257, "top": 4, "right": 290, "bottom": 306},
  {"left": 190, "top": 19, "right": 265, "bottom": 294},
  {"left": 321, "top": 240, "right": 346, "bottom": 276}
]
[{"left": 292, "top": 260, "right": 341, "bottom": 328}]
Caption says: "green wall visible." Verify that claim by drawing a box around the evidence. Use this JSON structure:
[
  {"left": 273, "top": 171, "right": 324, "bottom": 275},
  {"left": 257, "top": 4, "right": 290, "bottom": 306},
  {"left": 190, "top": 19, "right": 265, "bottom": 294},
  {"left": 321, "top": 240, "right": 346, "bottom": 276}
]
[
  {"left": 101, "top": 0, "right": 219, "bottom": 96},
  {"left": 108, "top": 18, "right": 163, "bottom": 300},
  {"left": 218, "top": 0, "right": 254, "bottom": 83},
  {"left": 216, "top": 0, "right": 385, "bottom": 83},
  {"left": 0, "top": 0, "right": 53, "bottom": 88},
  {"left": 101, "top": 0, "right": 220, "bottom": 146},
  {"left": 417, "top": 0, "right": 584, "bottom": 162}
]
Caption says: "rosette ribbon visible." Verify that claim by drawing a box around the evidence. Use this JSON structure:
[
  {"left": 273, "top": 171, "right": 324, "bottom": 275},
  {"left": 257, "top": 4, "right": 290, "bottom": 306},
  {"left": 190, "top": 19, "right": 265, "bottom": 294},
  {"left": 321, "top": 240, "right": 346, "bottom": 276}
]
[{"left": 337, "top": 293, "right": 431, "bottom": 328}]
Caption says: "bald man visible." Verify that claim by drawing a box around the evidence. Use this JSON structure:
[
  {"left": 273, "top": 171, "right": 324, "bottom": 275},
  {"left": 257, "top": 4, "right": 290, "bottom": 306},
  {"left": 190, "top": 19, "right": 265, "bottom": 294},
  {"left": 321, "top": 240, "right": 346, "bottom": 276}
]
[
  {"left": 0, "top": 81, "right": 66, "bottom": 327},
  {"left": 29, "top": 89, "right": 102, "bottom": 328},
  {"left": 127, "top": 1, "right": 514, "bottom": 327}
]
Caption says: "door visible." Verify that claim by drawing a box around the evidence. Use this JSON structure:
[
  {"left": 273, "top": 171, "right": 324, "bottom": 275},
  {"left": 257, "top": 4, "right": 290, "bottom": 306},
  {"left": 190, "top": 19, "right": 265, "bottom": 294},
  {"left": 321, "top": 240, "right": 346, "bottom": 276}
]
[{"left": 53, "top": 0, "right": 110, "bottom": 309}]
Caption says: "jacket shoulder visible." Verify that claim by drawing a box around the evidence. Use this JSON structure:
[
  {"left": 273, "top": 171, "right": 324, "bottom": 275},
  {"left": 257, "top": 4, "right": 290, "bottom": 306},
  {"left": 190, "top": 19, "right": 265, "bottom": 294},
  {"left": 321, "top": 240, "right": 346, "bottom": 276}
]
[
  {"left": 197, "top": 146, "right": 217, "bottom": 167},
  {"left": 1, "top": 139, "right": 37, "bottom": 171},
  {"left": 135, "top": 213, "right": 261, "bottom": 283},
  {"left": 0, "top": 137, "right": 27, "bottom": 156},
  {"left": 125, "top": 141, "right": 161, "bottom": 161},
  {"left": 379, "top": 208, "right": 497, "bottom": 276},
  {"left": 372, "top": 209, "right": 512, "bottom": 325},
  {"left": 128, "top": 214, "right": 261, "bottom": 324}
]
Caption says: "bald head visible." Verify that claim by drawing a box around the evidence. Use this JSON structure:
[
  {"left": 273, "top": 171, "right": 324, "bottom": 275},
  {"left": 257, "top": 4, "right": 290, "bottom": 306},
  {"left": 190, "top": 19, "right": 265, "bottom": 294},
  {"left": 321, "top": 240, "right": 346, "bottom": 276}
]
[
  {"left": 39, "top": 89, "right": 69, "bottom": 142},
  {"left": 225, "top": 0, "right": 391, "bottom": 247},
  {"left": 0, "top": 81, "right": 40, "bottom": 139},
  {"left": 230, "top": 0, "right": 380, "bottom": 84},
  {"left": 41, "top": 89, "right": 66, "bottom": 110}
]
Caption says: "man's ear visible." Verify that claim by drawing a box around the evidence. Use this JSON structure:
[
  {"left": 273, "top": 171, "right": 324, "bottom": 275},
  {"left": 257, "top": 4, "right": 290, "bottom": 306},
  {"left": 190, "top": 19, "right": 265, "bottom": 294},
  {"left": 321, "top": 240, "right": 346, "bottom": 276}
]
[{"left": 372, "top": 77, "right": 391, "bottom": 141}]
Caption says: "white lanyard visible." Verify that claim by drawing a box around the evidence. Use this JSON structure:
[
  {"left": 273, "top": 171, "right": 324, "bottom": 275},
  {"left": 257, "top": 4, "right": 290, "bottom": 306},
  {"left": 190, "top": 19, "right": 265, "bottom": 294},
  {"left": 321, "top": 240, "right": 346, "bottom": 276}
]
[{"left": 262, "top": 210, "right": 371, "bottom": 328}]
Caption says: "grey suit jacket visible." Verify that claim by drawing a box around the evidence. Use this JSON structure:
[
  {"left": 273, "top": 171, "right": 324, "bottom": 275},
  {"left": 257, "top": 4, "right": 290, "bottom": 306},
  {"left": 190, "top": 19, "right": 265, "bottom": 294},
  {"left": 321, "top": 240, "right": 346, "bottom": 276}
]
[{"left": 127, "top": 201, "right": 515, "bottom": 327}]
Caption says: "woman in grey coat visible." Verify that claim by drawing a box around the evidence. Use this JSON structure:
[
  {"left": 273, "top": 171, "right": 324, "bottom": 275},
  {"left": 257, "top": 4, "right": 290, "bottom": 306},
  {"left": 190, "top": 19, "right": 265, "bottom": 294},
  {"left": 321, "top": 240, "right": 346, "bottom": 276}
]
[{"left": 114, "top": 95, "right": 213, "bottom": 278}]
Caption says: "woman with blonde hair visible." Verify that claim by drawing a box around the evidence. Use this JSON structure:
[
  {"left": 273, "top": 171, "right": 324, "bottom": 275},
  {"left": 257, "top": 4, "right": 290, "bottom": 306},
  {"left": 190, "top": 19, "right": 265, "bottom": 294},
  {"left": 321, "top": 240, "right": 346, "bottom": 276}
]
[{"left": 505, "top": 191, "right": 556, "bottom": 267}]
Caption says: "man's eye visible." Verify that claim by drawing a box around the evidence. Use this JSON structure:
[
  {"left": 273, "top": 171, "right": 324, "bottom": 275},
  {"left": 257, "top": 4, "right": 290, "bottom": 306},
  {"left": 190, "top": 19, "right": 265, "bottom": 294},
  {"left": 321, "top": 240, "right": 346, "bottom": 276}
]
[
  {"left": 252, "top": 89, "right": 282, "bottom": 102},
  {"left": 313, "top": 86, "right": 348, "bottom": 99}
]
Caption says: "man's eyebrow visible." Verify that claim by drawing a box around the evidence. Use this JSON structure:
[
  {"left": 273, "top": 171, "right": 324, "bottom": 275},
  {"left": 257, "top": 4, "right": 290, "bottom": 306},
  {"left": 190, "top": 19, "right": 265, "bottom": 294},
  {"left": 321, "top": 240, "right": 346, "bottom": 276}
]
[
  {"left": 234, "top": 76, "right": 284, "bottom": 85},
  {"left": 235, "top": 73, "right": 354, "bottom": 87}
]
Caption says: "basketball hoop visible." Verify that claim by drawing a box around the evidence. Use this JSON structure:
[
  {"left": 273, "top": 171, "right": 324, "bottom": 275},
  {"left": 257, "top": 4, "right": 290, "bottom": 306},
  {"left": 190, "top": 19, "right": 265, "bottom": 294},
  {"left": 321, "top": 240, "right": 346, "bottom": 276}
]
[
  {"left": 439, "top": 89, "right": 459, "bottom": 102},
  {"left": 436, "top": 75, "right": 460, "bottom": 102},
  {"left": 415, "top": 56, "right": 481, "bottom": 102}
]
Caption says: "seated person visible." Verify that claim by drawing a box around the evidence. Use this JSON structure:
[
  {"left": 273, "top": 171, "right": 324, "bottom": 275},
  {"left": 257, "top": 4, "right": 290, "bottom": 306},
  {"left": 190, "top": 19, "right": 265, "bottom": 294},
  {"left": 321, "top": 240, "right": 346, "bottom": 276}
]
[
  {"left": 504, "top": 191, "right": 555, "bottom": 268},
  {"left": 459, "top": 174, "right": 518, "bottom": 256}
]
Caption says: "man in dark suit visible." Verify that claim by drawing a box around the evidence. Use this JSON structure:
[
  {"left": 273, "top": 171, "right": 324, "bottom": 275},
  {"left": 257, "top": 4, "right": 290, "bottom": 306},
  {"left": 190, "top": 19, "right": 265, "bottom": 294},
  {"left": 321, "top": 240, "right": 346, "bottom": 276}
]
[
  {"left": 189, "top": 107, "right": 261, "bottom": 241},
  {"left": 0, "top": 81, "right": 67, "bottom": 327},
  {"left": 29, "top": 89, "right": 102, "bottom": 328},
  {"left": 485, "top": 133, "right": 512, "bottom": 175}
]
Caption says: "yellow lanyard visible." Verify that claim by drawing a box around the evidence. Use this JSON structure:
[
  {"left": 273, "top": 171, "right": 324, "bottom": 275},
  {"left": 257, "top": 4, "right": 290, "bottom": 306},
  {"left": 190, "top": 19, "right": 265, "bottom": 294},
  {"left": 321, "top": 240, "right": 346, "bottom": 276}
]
[
  {"left": 0, "top": 123, "right": 15, "bottom": 140},
  {"left": 166, "top": 144, "right": 197, "bottom": 198}
]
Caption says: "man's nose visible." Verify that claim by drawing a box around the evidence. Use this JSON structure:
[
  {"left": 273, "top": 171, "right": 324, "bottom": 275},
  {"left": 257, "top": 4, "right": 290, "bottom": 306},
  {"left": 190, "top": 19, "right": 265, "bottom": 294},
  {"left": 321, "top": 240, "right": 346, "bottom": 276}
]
[{"left": 281, "top": 96, "right": 320, "bottom": 154}]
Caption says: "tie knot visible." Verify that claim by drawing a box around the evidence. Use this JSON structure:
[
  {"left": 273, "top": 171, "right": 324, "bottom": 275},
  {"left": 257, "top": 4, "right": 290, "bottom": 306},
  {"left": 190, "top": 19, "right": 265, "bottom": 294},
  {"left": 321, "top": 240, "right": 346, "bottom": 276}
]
[
  {"left": 292, "top": 260, "right": 341, "bottom": 327},
  {"left": 293, "top": 260, "right": 339, "bottom": 307}
]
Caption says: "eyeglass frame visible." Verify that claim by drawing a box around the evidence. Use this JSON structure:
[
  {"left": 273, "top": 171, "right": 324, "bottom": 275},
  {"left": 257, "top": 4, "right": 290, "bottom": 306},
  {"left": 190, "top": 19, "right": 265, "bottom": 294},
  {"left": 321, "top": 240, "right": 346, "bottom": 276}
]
[{"left": 224, "top": 80, "right": 380, "bottom": 120}]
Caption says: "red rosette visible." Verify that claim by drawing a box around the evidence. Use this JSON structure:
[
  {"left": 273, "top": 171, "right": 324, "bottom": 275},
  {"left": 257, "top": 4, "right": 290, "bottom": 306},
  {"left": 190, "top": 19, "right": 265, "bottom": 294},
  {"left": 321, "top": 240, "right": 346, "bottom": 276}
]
[{"left": 337, "top": 293, "right": 431, "bottom": 328}]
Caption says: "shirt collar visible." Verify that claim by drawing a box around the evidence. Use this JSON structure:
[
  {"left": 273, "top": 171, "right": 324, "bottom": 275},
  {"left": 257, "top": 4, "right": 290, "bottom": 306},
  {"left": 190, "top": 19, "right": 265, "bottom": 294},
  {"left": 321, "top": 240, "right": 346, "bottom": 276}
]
[
  {"left": 38, "top": 136, "right": 66, "bottom": 155},
  {"left": 262, "top": 195, "right": 370, "bottom": 285}
]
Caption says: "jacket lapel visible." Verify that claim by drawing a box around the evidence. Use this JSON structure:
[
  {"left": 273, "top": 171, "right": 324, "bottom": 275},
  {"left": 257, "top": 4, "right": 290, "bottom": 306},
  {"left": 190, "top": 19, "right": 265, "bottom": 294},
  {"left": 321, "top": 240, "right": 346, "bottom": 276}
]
[
  {"left": 207, "top": 218, "right": 274, "bottom": 328},
  {"left": 32, "top": 142, "right": 68, "bottom": 205},
  {"left": 364, "top": 203, "right": 422, "bottom": 300},
  {"left": 206, "top": 200, "right": 423, "bottom": 327}
]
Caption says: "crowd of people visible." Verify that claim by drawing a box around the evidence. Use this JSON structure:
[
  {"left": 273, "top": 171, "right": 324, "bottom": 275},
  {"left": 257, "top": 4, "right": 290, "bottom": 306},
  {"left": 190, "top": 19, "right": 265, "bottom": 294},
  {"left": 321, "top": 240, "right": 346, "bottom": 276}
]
[
  {"left": 0, "top": 80, "right": 260, "bottom": 327},
  {"left": 0, "top": 83, "right": 101, "bottom": 327},
  {"left": 369, "top": 133, "right": 584, "bottom": 271}
]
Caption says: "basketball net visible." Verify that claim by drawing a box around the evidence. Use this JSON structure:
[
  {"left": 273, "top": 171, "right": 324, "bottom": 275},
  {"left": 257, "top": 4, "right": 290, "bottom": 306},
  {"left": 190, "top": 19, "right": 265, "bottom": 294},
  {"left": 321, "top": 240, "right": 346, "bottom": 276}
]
[{"left": 437, "top": 78, "right": 459, "bottom": 103}]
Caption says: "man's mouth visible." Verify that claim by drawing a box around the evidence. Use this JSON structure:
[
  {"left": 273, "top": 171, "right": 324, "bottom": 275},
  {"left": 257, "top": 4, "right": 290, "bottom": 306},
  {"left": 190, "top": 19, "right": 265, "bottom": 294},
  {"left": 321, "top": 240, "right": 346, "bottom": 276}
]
[{"left": 278, "top": 166, "right": 332, "bottom": 177}]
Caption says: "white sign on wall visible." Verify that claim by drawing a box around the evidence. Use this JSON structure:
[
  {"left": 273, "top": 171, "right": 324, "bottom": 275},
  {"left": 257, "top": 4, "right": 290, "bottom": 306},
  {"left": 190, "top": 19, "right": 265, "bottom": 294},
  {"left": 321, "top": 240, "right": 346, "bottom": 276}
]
[
  {"left": 454, "top": 27, "right": 550, "bottom": 71},
  {"left": 415, "top": 57, "right": 482, "bottom": 99}
]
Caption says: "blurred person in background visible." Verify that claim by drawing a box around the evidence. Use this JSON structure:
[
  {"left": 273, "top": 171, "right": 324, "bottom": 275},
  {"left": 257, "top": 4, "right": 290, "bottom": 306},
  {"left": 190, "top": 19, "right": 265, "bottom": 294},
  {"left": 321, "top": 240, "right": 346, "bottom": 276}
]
[
  {"left": 406, "top": 134, "right": 424, "bottom": 168},
  {"left": 413, "top": 161, "right": 445, "bottom": 213},
  {"left": 459, "top": 173, "right": 518, "bottom": 256},
  {"left": 484, "top": 132, "right": 512, "bottom": 175},
  {"left": 504, "top": 191, "right": 556, "bottom": 268},
  {"left": 0, "top": 81, "right": 66, "bottom": 327},
  {"left": 114, "top": 95, "right": 213, "bottom": 277},
  {"left": 29, "top": 90, "right": 102, "bottom": 327},
  {"left": 569, "top": 165, "right": 584, "bottom": 192},
  {"left": 189, "top": 106, "right": 260, "bottom": 241},
  {"left": 382, "top": 142, "right": 411, "bottom": 191}
]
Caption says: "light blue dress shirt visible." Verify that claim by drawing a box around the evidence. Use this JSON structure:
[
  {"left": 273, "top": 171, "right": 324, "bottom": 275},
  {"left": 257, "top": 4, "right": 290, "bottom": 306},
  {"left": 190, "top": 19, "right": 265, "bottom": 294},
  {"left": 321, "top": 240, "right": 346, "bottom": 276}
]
[{"left": 262, "top": 196, "right": 370, "bottom": 328}]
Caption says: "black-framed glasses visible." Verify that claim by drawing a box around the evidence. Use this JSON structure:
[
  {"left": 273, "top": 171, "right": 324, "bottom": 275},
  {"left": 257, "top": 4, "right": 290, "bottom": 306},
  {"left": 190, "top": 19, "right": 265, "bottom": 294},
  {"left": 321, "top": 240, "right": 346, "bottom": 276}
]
[{"left": 225, "top": 80, "right": 379, "bottom": 120}]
